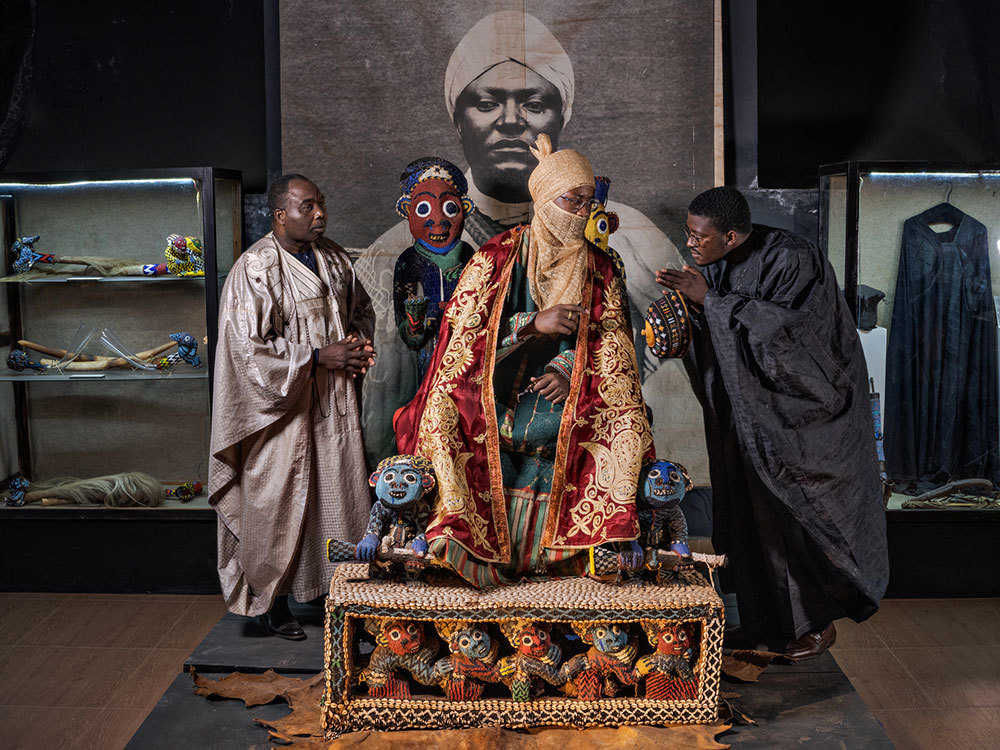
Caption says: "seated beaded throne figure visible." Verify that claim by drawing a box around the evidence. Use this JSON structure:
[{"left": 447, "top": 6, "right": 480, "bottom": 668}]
[
  {"left": 354, "top": 454, "right": 436, "bottom": 582},
  {"left": 362, "top": 158, "right": 477, "bottom": 463},
  {"left": 394, "top": 134, "right": 653, "bottom": 587},
  {"left": 392, "top": 158, "right": 476, "bottom": 419}
]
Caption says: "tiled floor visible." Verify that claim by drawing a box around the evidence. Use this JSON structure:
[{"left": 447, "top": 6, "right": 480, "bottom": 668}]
[
  {"left": 830, "top": 597, "right": 1000, "bottom": 749},
  {"left": 1, "top": 593, "right": 998, "bottom": 748},
  {"left": 0, "top": 592, "right": 225, "bottom": 750}
]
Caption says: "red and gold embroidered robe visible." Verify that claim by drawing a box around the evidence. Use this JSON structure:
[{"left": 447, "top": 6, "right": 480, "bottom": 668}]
[{"left": 395, "top": 227, "right": 653, "bottom": 564}]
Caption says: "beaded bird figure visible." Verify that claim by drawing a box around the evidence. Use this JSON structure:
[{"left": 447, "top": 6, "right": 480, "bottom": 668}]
[
  {"left": 10, "top": 236, "right": 52, "bottom": 274},
  {"left": 155, "top": 332, "right": 202, "bottom": 370},
  {"left": 3, "top": 476, "right": 30, "bottom": 507}
]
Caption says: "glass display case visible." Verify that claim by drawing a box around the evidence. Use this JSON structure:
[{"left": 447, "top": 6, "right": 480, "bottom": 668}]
[
  {"left": 0, "top": 168, "right": 242, "bottom": 509},
  {"left": 819, "top": 162, "right": 1000, "bottom": 512}
]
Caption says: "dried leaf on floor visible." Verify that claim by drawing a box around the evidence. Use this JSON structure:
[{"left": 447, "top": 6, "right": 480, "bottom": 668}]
[
  {"left": 256, "top": 680, "right": 324, "bottom": 743},
  {"left": 719, "top": 699, "right": 756, "bottom": 727},
  {"left": 191, "top": 668, "right": 323, "bottom": 707},
  {"left": 721, "top": 649, "right": 781, "bottom": 682}
]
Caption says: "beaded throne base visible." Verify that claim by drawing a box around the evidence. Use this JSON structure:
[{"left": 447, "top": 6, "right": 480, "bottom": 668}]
[{"left": 323, "top": 563, "right": 724, "bottom": 736}]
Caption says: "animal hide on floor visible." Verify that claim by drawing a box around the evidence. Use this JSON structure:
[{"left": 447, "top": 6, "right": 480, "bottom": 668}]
[{"left": 190, "top": 669, "right": 734, "bottom": 749}]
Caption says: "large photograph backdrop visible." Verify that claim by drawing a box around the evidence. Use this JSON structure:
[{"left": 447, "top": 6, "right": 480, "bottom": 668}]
[{"left": 280, "top": 0, "right": 717, "bottom": 480}]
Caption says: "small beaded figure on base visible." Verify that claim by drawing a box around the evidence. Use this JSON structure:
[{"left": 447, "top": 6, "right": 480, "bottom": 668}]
[
  {"left": 359, "top": 618, "right": 446, "bottom": 699},
  {"left": 433, "top": 621, "right": 505, "bottom": 701},
  {"left": 634, "top": 621, "right": 699, "bottom": 701},
  {"left": 565, "top": 622, "right": 638, "bottom": 700},
  {"left": 355, "top": 455, "right": 435, "bottom": 583}
]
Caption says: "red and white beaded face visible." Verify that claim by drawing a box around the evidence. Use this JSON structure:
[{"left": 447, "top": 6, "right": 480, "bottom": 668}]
[
  {"left": 517, "top": 622, "right": 552, "bottom": 658},
  {"left": 406, "top": 177, "right": 465, "bottom": 250},
  {"left": 656, "top": 623, "right": 691, "bottom": 656},
  {"left": 384, "top": 620, "right": 425, "bottom": 655}
]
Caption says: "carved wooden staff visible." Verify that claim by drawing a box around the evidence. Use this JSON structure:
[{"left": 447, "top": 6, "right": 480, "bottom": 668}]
[
  {"left": 9, "top": 235, "right": 167, "bottom": 276},
  {"left": 10, "top": 339, "right": 177, "bottom": 370}
]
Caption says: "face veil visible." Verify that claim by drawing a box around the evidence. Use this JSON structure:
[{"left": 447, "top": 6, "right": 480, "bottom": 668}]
[{"left": 525, "top": 134, "right": 594, "bottom": 310}]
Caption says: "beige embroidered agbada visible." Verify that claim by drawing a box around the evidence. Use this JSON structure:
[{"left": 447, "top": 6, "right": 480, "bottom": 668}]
[{"left": 209, "top": 233, "right": 375, "bottom": 616}]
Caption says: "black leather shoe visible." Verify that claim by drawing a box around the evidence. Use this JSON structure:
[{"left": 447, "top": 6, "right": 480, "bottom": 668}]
[
  {"left": 784, "top": 622, "right": 836, "bottom": 661},
  {"left": 258, "top": 612, "right": 307, "bottom": 641}
]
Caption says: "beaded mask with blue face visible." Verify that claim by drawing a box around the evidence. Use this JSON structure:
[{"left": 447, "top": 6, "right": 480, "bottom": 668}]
[
  {"left": 451, "top": 624, "right": 496, "bottom": 661},
  {"left": 368, "top": 454, "right": 436, "bottom": 510},
  {"left": 639, "top": 460, "right": 692, "bottom": 510},
  {"left": 587, "top": 623, "right": 629, "bottom": 653}
]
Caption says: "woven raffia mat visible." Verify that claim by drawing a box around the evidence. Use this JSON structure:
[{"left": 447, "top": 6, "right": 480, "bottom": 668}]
[
  {"left": 191, "top": 670, "right": 732, "bottom": 749},
  {"left": 328, "top": 563, "right": 721, "bottom": 610}
]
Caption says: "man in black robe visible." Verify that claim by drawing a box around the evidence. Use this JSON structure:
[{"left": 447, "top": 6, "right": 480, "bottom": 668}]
[{"left": 656, "top": 187, "right": 888, "bottom": 660}]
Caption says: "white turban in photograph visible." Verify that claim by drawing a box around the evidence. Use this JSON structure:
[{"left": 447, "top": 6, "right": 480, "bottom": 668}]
[{"left": 444, "top": 11, "right": 575, "bottom": 126}]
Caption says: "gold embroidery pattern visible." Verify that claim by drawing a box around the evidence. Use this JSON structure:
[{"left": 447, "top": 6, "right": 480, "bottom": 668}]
[
  {"left": 416, "top": 252, "right": 499, "bottom": 555},
  {"left": 567, "top": 276, "right": 651, "bottom": 542}
]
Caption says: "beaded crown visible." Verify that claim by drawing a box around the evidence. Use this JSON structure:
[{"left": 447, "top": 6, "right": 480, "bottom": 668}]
[{"left": 374, "top": 454, "right": 436, "bottom": 480}]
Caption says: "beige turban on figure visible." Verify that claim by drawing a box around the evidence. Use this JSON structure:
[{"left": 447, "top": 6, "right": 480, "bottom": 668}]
[
  {"left": 444, "top": 11, "right": 575, "bottom": 125},
  {"left": 526, "top": 134, "right": 594, "bottom": 310}
]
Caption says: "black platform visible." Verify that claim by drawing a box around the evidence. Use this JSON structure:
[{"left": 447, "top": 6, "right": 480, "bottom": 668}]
[
  {"left": 126, "top": 601, "right": 895, "bottom": 749},
  {"left": 185, "top": 598, "right": 326, "bottom": 673}
]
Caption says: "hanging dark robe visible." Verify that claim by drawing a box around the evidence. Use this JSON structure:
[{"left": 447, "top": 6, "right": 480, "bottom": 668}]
[
  {"left": 884, "top": 202, "right": 999, "bottom": 491},
  {"left": 685, "top": 225, "right": 888, "bottom": 641}
]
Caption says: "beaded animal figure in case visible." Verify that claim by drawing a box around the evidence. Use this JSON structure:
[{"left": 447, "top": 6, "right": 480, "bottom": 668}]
[
  {"left": 393, "top": 158, "right": 476, "bottom": 382},
  {"left": 355, "top": 454, "right": 435, "bottom": 582},
  {"left": 634, "top": 620, "right": 699, "bottom": 700},
  {"left": 164, "top": 234, "right": 204, "bottom": 276},
  {"left": 433, "top": 621, "right": 504, "bottom": 701},
  {"left": 359, "top": 618, "right": 444, "bottom": 699},
  {"left": 567, "top": 622, "right": 639, "bottom": 700},
  {"left": 154, "top": 332, "right": 202, "bottom": 370}
]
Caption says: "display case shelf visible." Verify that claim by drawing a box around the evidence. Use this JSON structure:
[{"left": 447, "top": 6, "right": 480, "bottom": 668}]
[
  {"left": 0, "top": 275, "right": 214, "bottom": 284},
  {"left": 819, "top": 162, "right": 1000, "bottom": 597},
  {"left": 0, "top": 371, "right": 209, "bottom": 382},
  {"left": 0, "top": 167, "right": 241, "bottom": 506}
]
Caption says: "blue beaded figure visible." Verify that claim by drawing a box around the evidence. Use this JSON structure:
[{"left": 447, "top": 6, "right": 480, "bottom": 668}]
[
  {"left": 356, "top": 454, "right": 436, "bottom": 582},
  {"left": 638, "top": 460, "right": 694, "bottom": 583}
]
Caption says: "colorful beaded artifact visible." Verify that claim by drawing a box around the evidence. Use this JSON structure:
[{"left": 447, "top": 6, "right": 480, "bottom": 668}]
[
  {"left": 644, "top": 289, "right": 692, "bottom": 359},
  {"left": 355, "top": 454, "right": 437, "bottom": 583},
  {"left": 322, "top": 562, "right": 723, "bottom": 735},
  {"left": 164, "top": 234, "right": 204, "bottom": 276}
]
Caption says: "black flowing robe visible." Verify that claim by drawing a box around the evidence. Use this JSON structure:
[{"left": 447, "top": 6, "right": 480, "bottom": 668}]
[
  {"left": 884, "top": 203, "right": 999, "bottom": 491},
  {"left": 685, "top": 225, "right": 888, "bottom": 641}
]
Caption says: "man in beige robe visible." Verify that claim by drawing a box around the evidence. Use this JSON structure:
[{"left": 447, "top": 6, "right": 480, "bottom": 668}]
[{"left": 210, "top": 174, "right": 375, "bottom": 639}]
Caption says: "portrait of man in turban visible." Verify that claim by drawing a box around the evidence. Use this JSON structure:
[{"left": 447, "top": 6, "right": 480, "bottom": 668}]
[{"left": 279, "top": 4, "right": 716, "bottom": 476}]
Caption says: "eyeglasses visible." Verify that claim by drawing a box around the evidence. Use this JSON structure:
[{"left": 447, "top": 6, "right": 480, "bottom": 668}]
[
  {"left": 684, "top": 227, "right": 724, "bottom": 246},
  {"left": 556, "top": 193, "right": 599, "bottom": 213}
]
